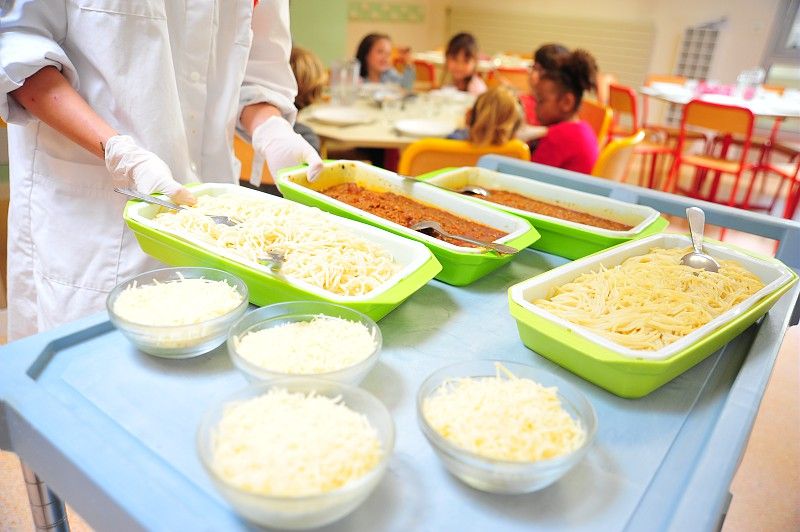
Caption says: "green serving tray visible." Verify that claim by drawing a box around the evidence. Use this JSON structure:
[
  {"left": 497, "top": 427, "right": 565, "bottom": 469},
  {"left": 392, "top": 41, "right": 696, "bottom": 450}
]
[
  {"left": 507, "top": 235, "right": 798, "bottom": 398},
  {"left": 122, "top": 186, "right": 442, "bottom": 321},
  {"left": 277, "top": 161, "right": 541, "bottom": 286},
  {"left": 418, "top": 167, "right": 669, "bottom": 260}
]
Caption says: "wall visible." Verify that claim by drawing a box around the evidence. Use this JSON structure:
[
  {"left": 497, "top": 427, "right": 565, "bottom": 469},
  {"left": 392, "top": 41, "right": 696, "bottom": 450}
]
[
  {"left": 345, "top": 0, "right": 445, "bottom": 57},
  {"left": 648, "top": 0, "right": 783, "bottom": 84},
  {"left": 290, "top": 0, "right": 348, "bottom": 66},
  {"left": 291, "top": 0, "right": 784, "bottom": 84}
]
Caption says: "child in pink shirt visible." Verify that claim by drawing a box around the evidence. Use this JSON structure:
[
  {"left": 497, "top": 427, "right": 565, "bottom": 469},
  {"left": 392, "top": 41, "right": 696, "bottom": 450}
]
[
  {"left": 531, "top": 49, "right": 600, "bottom": 174},
  {"left": 519, "top": 43, "right": 569, "bottom": 125}
]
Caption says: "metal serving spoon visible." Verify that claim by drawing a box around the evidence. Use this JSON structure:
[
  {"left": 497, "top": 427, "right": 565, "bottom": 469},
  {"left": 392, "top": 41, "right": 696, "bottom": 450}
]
[
  {"left": 399, "top": 174, "right": 490, "bottom": 197},
  {"left": 114, "top": 187, "right": 238, "bottom": 226},
  {"left": 680, "top": 207, "right": 720, "bottom": 272},
  {"left": 410, "top": 220, "right": 518, "bottom": 255}
]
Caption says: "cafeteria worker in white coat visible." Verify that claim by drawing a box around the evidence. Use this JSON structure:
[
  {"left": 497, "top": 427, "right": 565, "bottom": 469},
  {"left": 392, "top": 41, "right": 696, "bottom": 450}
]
[{"left": 0, "top": 0, "right": 323, "bottom": 340}]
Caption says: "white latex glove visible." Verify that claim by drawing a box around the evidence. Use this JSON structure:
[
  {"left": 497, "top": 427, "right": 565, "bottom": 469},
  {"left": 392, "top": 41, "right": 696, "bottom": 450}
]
[
  {"left": 104, "top": 135, "right": 196, "bottom": 205},
  {"left": 252, "top": 116, "right": 323, "bottom": 182}
]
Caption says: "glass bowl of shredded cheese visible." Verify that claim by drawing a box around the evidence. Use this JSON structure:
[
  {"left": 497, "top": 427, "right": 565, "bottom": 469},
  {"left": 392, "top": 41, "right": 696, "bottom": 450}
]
[
  {"left": 107, "top": 267, "right": 248, "bottom": 358},
  {"left": 417, "top": 360, "right": 596, "bottom": 494},
  {"left": 197, "top": 379, "right": 394, "bottom": 529},
  {"left": 227, "top": 301, "right": 381, "bottom": 385}
]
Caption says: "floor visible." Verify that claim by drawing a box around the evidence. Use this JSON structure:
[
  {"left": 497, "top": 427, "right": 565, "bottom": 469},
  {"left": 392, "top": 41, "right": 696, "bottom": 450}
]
[{"left": 1, "top": 164, "right": 799, "bottom": 531}]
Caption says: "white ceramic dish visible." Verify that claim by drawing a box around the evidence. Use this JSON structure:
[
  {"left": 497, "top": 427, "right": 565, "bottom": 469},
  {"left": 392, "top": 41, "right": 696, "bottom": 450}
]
[
  {"left": 509, "top": 233, "right": 794, "bottom": 361},
  {"left": 278, "top": 160, "right": 534, "bottom": 255},
  {"left": 124, "top": 183, "right": 436, "bottom": 303},
  {"left": 426, "top": 167, "right": 661, "bottom": 238}
]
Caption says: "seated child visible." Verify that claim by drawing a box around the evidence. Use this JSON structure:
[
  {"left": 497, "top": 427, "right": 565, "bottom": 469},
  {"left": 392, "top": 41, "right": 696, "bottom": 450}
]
[
  {"left": 355, "top": 33, "right": 415, "bottom": 90},
  {"left": 519, "top": 43, "right": 569, "bottom": 125},
  {"left": 441, "top": 33, "right": 487, "bottom": 95},
  {"left": 447, "top": 86, "right": 522, "bottom": 145},
  {"left": 530, "top": 49, "right": 600, "bottom": 174},
  {"left": 289, "top": 46, "right": 326, "bottom": 153}
]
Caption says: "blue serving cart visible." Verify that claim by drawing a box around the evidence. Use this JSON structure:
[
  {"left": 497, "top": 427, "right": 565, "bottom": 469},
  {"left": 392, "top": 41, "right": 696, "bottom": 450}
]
[{"left": 1, "top": 156, "right": 798, "bottom": 531}]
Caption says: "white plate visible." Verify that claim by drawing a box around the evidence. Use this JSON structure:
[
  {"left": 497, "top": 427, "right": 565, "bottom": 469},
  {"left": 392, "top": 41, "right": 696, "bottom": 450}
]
[
  {"left": 310, "top": 106, "right": 373, "bottom": 126},
  {"left": 394, "top": 118, "right": 454, "bottom": 138}
]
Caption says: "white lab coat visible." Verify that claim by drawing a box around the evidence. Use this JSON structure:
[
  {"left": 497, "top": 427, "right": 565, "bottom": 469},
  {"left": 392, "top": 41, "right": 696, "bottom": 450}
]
[{"left": 0, "top": 0, "right": 298, "bottom": 340}]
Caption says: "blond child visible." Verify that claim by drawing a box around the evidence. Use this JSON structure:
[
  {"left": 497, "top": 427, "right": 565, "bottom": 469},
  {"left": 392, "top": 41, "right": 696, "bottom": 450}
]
[
  {"left": 289, "top": 46, "right": 326, "bottom": 152},
  {"left": 448, "top": 86, "right": 523, "bottom": 145}
]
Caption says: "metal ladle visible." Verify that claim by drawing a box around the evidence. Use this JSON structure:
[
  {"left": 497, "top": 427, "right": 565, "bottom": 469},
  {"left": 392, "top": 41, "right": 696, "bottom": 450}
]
[
  {"left": 680, "top": 207, "right": 720, "bottom": 272},
  {"left": 410, "top": 220, "right": 518, "bottom": 255},
  {"left": 114, "top": 187, "right": 238, "bottom": 226},
  {"left": 399, "top": 174, "right": 490, "bottom": 197}
]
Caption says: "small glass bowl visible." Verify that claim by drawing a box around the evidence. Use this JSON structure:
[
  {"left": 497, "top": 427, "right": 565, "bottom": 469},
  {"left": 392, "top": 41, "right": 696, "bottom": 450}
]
[
  {"left": 416, "top": 360, "right": 597, "bottom": 494},
  {"left": 197, "top": 379, "right": 395, "bottom": 529},
  {"left": 227, "top": 301, "right": 381, "bottom": 385},
  {"left": 107, "top": 267, "right": 249, "bottom": 359}
]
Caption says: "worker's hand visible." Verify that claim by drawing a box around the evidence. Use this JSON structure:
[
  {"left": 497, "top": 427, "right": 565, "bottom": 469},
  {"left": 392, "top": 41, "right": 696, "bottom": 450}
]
[
  {"left": 104, "top": 135, "right": 196, "bottom": 205},
  {"left": 252, "top": 116, "right": 324, "bottom": 182}
]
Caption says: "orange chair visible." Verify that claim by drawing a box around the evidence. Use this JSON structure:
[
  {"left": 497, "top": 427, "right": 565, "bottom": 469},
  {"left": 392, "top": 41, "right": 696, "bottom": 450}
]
[
  {"left": 398, "top": 138, "right": 530, "bottom": 177},
  {"left": 664, "top": 100, "right": 755, "bottom": 208},
  {"left": 577, "top": 99, "right": 613, "bottom": 144},
  {"left": 486, "top": 67, "right": 530, "bottom": 94},
  {"left": 413, "top": 60, "right": 437, "bottom": 91},
  {"left": 233, "top": 134, "right": 272, "bottom": 185},
  {"left": 608, "top": 83, "right": 678, "bottom": 188}
]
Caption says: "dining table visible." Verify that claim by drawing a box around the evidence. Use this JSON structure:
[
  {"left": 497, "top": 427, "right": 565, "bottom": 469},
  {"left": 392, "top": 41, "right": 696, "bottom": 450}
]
[
  {"left": 638, "top": 83, "right": 800, "bottom": 195},
  {"left": 298, "top": 89, "right": 547, "bottom": 158},
  {"left": 412, "top": 51, "right": 532, "bottom": 73}
]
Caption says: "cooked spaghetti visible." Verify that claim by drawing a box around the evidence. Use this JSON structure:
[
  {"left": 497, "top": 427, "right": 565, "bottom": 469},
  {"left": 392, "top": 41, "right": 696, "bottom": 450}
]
[
  {"left": 532, "top": 247, "right": 764, "bottom": 351},
  {"left": 153, "top": 194, "right": 399, "bottom": 297}
]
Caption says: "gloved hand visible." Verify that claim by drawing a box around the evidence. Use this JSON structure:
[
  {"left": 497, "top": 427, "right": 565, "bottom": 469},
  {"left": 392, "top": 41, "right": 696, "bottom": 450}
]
[
  {"left": 252, "top": 116, "right": 323, "bottom": 182},
  {"left": 104, "top": 135, "right": 196, "bottom": 205}
]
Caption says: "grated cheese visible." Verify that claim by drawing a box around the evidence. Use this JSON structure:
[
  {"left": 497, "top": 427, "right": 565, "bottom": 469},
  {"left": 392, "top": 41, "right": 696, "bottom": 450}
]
[
  {"left": 153, "top": 194, "right": 400, "bottom": 297},
  {"left": 235, "top": 316, "right": 377, "bottom": 374},
  {"left": 212, "top": 388, "right": 382, "bottom": 496},
  {"left": 113, "top": 276, "right": 243, "bottom": 326},
  {"left": 423, "top": 364, "right": 585, "bottom": 462}
]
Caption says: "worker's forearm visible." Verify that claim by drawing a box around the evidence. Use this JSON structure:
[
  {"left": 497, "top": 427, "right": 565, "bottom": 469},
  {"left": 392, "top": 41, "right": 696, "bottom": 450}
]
[
  {"left": 9, "top": 66, "right": 117, "bottom": 158},
  {"left": 240, "top": 102, "right": 283, "bottom": 136}
]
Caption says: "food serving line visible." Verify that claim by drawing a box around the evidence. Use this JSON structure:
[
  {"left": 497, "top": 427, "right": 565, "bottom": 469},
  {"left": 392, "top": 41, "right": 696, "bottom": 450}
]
[{"left": 1, "top": 155, "right": 799, "bottom": 531}]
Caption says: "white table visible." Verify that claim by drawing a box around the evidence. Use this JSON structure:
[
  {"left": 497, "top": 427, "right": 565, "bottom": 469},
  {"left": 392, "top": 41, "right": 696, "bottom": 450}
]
[
  {"left": 412, "top": 51, "right": 531, "bottom": 73},
  {"left": 639, "top": 84, "right": 800, "bottom": 119},
  {"left": 298, "top": 92, "right": 473, "bottom": 155}
]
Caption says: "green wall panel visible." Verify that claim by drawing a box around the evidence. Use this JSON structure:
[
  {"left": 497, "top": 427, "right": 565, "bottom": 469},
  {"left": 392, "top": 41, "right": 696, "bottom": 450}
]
[{"left": 290, "top": 0, "right": 348, "bottom": 66}]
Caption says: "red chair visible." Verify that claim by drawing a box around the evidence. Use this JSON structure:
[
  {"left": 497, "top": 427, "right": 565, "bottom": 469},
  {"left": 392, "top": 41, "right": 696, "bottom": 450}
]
[
  {"left": 739, "top": 142, "right": 800, "bottom": 218},
  {"left": 664, "top": 100, "right": 755, "bottom": 208}
]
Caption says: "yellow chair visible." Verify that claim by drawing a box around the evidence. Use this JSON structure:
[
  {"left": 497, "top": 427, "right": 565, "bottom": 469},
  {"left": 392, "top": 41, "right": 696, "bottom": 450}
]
[
  {"left": 233, "top": 134, "right": 272, "bottom": 185},
  {"left": 591, "top": 130, "right": 645, "bottom": 181},
  {"left": 577, "top": 99, "right": 612, "bottom": 144},
  {"left": 398, "top": 138, "right": 530, "bottom": 177}
]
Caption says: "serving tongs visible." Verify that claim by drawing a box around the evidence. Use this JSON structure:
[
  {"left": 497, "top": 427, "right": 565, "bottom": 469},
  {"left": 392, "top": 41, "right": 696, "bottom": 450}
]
[
  {"left": 257, "top": 250, "right": 287, "bottom": 272},
  {"left": 114, "top": 187, "right": 238, "bottom": 226}
]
